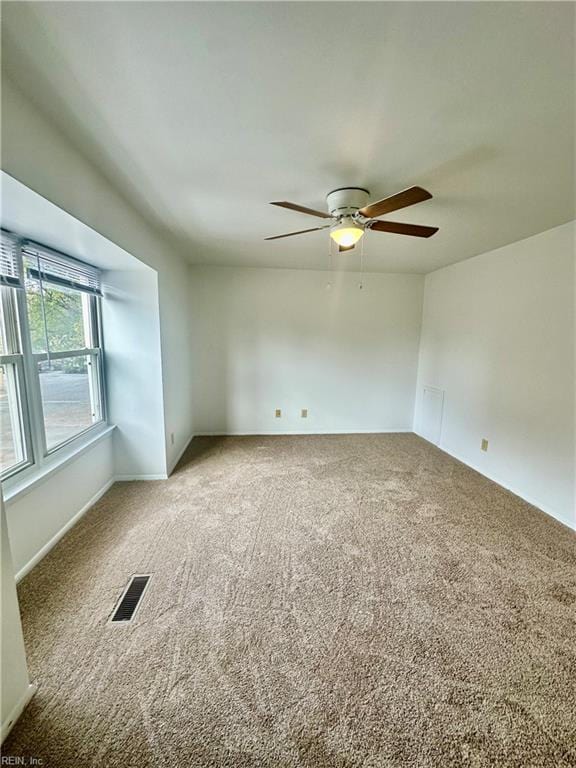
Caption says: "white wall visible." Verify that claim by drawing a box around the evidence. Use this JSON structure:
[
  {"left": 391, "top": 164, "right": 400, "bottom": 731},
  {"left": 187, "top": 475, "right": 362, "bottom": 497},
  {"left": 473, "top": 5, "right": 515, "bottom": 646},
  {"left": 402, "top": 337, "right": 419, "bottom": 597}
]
[
  {"left": 1, "top": 496, "right": 35, "bottom": 742},
  {"left": 190, "top": 266, "right": 424, "bottom": 434},
  {"left": 102, "top": 269, "right": 167, "bottom": 479},
  {"left": 415, "top": 221, "right": 575, "bottom": 528},
  {"left": 157, "top": 261, "right": 195, "bottom": 473},
  {"left": 1, "top": 75, "right": 194, "bottom": 472},
  {"left": 5, "top": 432, "right": 115, "bottom": 579}
]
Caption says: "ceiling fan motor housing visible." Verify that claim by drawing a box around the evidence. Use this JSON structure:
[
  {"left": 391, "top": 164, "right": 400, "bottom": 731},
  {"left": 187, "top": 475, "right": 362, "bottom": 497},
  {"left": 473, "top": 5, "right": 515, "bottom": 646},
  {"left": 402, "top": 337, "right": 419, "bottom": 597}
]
[{"left": 326, "top": 187, "right": 370, "bottom": 218}]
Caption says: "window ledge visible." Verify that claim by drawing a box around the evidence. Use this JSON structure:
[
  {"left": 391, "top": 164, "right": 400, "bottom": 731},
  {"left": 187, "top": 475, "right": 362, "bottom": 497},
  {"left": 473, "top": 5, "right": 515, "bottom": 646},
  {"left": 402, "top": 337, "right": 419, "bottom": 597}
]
[{"left": 2, "top": 423, "right": 116, "bottom": 504}]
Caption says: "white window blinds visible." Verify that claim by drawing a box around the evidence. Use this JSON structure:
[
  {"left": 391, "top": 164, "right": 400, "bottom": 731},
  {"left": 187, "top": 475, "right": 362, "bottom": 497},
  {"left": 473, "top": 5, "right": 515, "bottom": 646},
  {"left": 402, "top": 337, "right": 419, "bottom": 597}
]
[
  {"left": 22, "top": 241, "right": 102, "bottom": 295},
  {"left": 0, "top": 230, "right": 24, "bottom": 288}
]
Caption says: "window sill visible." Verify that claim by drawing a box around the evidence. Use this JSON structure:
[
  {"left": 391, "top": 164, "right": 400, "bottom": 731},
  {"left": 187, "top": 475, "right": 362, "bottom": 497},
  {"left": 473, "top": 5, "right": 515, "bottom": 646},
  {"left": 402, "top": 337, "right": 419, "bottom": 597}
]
[{"left": 2, "top": 423, "right": 116, "bottom": 504}]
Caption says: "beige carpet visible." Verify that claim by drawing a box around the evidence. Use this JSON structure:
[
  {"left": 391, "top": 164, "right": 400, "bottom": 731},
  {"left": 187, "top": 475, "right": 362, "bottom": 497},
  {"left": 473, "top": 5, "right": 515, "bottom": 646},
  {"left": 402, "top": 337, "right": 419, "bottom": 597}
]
[{"left": 5, "top": 434, "right": 576, "bottom": 767}]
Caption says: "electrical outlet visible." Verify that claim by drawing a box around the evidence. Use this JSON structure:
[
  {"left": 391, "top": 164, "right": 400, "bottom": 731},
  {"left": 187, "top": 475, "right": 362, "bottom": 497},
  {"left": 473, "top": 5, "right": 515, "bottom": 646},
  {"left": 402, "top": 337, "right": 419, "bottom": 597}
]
[
  {"left": 275, "top": 409, "right": 281, "bottom": 418},
  {"left": 481, "top": 438, "right": 488, "bottom": 452},
  {"left": 171, "top": 432, "right": 175, "bottom": 445},
  {"left": 301, "top": 409, "right": 308, "bottom": 418}
]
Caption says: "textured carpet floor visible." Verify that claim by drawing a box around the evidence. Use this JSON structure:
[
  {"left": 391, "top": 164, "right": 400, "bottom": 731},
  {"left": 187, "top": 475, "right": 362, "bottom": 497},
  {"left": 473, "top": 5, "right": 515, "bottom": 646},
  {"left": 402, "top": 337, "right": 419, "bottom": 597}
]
[{"left": 5, "top": 434, "right": 576, "bottom": 767}]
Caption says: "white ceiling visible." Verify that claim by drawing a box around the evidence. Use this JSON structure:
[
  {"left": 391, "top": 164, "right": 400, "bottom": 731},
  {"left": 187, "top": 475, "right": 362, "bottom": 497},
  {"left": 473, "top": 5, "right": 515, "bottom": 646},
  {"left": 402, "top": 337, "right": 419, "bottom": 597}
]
[
  {"left": 1, "top": 172, "right": 147, "bottom": 273},
  {"left": 2, "top": 2, "right": 574, "bottom": 273}
]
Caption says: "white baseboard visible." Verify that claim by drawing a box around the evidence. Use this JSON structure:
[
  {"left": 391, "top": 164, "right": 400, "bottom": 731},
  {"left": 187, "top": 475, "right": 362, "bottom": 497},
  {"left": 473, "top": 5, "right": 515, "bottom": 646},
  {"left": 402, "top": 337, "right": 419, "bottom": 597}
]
[
  {"left": 167, "top": 433, "right": 195, "bottom": 476},
  {"left": 12, "top": 451, "right": 193, "bottom": 581},
  {"left": 417, "top": 433, "right": 575, "bottom": 531},
  {"left": 1, "top": 683, "right": 37, "bottom": 743},
  {"left": 15, "top": 477, "right": 116, "bottom": 583},
  {"left": 194, "top": 429, "right": 413, "bottom": 436}
]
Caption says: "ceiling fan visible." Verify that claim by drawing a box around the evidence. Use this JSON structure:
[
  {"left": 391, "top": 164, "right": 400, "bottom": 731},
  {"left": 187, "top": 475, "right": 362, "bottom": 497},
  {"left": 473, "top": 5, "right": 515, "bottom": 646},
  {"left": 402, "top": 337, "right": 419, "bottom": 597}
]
[{"left": 265, "top": 186, "right": 438, "bottom": 251}]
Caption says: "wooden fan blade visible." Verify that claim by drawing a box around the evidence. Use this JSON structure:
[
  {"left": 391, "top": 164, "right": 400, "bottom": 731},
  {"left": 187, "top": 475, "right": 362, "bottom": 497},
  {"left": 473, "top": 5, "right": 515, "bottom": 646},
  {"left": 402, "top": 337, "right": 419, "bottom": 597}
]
[
  {"left": 339, "top": 244, "right": 356, "bottom": 252},
  {"left": 270, "top": 201, "right": 332, "bottom": 219},
  {"left": 369, "top": 220, "right": 438, "bottom": 238},
  {"left": 359, "top": 186, "right": 432, "bottom": 219},
  {"left": 265, "top": 225, "right": 330, "bottom": 241}
]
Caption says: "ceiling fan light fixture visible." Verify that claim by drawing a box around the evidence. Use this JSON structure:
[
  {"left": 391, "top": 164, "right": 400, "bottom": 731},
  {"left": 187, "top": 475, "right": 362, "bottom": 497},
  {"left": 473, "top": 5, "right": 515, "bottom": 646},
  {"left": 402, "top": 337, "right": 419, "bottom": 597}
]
[
  {"left": 266, "top": 186, "right": 437, "bottom": 243},
  {"left": 330, "top": 217, "right": 364, "bottom": 248}
]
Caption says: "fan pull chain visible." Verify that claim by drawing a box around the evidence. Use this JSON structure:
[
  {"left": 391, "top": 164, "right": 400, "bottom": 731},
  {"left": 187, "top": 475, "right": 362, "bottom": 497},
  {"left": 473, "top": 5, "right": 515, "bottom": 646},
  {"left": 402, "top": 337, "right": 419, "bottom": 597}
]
[
  {"left": 359, "top": 227, "right": 365, "bottom": 290},
  {"left": 326, "top": 233, "right": 334, "bottom": 290}
]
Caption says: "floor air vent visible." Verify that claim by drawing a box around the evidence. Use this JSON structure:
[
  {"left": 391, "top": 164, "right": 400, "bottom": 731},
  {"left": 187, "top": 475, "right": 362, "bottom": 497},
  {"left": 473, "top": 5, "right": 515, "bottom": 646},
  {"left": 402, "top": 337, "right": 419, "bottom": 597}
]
[{"left": 111, "top": 575, "right": 150, "bottom": 623}]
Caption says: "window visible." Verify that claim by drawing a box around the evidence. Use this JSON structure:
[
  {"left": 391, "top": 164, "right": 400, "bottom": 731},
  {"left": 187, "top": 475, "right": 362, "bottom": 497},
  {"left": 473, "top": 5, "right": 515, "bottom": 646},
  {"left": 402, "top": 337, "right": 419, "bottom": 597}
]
[{"left": 0, "top": 231, "right": 106, "bottom": 481}]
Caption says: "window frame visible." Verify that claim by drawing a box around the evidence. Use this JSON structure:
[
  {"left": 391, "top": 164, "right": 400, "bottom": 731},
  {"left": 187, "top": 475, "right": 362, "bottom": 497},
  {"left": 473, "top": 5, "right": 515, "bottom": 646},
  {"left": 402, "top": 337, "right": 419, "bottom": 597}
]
[
  {"left": 0, "top": 286, "right": 35, "bottom": 480},
  {"left": 0, "top": 233, "right": 107, "bottom": 484},
  {"left": 0, "top": 356, "right": 35, "bottom": 479}
]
